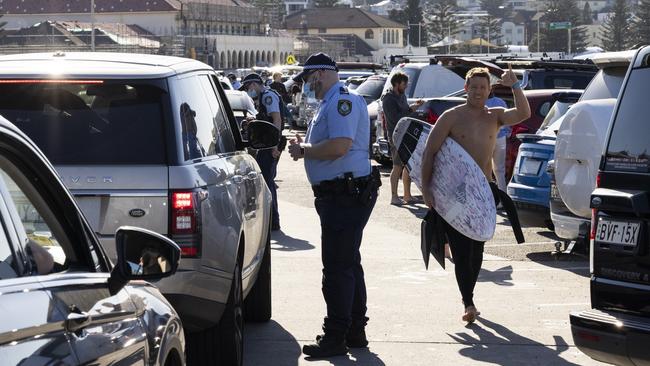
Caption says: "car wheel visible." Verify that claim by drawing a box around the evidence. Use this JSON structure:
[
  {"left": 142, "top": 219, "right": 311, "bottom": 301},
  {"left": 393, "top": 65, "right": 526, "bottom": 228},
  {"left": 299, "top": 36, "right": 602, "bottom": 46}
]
[
  {"left": 243, "top": 226, "right": 272, "bottom": 322},
  {"left": 185, "top": 261, "right": 244, "bottom": 366}
]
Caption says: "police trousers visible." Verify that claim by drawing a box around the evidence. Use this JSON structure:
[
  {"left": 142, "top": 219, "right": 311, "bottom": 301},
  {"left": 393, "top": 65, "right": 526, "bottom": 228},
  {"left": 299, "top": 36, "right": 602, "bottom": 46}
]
[
  {"left": 314, "top": 190, "right": 377, "bottom": 336},
  {"left": 256, "top": 149, "right": 279, "bottom": 227}
]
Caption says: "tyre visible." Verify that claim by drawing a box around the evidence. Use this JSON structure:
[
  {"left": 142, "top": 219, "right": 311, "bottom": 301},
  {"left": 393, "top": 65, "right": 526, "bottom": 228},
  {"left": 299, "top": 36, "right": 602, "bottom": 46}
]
[
  {"left": 243, "top": 227, "right": 272, "bottom": 322},
  {"left": 186, "top": 261, "right": 244, "bottom": 366}
]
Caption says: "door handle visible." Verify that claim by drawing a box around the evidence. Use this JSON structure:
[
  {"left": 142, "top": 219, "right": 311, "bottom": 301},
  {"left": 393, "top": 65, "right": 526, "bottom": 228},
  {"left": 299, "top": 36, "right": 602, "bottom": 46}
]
[
  {"left": 246, "top": 171, "right": 258, "bottom": 180},
  {"left": 65, "top": 311, "right": 92, "bottom": 333},
  {"left": 232, "top": 175, "right": 244, "bottom": 184}
]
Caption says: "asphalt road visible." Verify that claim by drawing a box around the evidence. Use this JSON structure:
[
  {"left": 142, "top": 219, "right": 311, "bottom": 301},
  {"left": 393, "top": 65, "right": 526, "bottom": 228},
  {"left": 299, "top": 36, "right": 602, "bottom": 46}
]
[{"left": 243, "top": 140, "right": 603, "bottom": 365}]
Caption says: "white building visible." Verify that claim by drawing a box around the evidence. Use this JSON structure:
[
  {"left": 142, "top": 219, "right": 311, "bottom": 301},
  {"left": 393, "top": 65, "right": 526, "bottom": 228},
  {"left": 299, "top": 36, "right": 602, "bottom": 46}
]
[
  {"left": 501, "top": 21, "right": 526, "bottom": 46},
  {"left": 368, "top": 0, "right": 403, "bottom": 17},
  {"left": 285, "top": 0, "right": 310, "bottom": 15}
]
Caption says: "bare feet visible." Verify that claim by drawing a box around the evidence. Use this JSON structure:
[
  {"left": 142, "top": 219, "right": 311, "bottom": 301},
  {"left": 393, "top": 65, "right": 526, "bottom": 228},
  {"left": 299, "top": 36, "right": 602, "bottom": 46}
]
[{"left": 462, "top": 306, "right": 480, "bottom": 323}]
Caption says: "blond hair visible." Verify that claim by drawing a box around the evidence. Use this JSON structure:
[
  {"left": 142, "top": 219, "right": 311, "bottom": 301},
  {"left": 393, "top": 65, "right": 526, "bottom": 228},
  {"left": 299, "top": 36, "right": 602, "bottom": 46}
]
[
  {"left": 465, "top": 67, "right": 491, "bottom": 85},
  {"left": 272, "top": 71, "right": 283, "bottom": 80}
]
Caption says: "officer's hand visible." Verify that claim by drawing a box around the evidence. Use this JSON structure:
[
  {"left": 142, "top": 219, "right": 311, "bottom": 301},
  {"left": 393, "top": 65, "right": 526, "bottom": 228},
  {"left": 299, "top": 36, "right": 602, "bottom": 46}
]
[{"left": 288, "top": 134, "right": 304, "bottom": 161}]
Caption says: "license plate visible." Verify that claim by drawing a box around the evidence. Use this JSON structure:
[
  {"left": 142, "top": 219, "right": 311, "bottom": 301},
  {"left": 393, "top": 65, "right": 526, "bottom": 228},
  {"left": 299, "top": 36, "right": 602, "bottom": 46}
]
[
  {"left": 595, "top": 219, "right": 640, "bottom": 246},
  {"left": 520, "top": 158, "right": 542, "bottom": 175},
  {"left": 550, "top": 183, "right": 560, "bottom": 199}
]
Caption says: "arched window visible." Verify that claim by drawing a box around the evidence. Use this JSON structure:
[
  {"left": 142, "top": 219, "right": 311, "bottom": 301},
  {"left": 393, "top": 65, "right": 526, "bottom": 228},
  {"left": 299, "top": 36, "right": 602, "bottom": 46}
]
[
  {"left": 365, "top": 29, "right": 374, "bottom": 39},
  {"left": 383, "top": 29, "right": 387, "bottom": 44},
  {"left": 390, "top": 29, "right": 395, "bottom": 44},
  {"left": 206, "top": 24, "right": 210, "bottom": 34}
]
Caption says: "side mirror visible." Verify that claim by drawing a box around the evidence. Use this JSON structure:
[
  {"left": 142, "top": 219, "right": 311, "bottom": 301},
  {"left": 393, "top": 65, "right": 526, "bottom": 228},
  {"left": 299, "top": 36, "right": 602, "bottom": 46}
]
[
  {"left": 108, "top": 226, "right": 181, "bottom": 295},
  {"left": 246, "top": 120, "right": 281, "bottom": 149}
]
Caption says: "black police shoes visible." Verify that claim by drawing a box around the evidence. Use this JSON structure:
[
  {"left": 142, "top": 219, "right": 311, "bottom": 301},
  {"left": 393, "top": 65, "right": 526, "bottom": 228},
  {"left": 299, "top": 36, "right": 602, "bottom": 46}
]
[{"left": 303, "top": 334, "right": 348, "bottom": 358}]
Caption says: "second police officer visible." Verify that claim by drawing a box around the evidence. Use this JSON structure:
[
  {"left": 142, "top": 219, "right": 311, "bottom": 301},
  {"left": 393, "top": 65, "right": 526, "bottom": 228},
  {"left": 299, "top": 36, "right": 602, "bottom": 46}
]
[
  {"left": 288, "top": 53, "right": 381, "bottom": 358},
  {"left": 240, "top": 73, "right": 282, "bottom": 231}
]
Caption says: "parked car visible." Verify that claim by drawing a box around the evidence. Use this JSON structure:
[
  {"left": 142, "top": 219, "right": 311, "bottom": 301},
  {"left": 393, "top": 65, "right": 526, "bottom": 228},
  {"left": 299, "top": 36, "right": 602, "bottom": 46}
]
[
  {"left": 0, "top": 115, "right": 186, "bottom": 365},
  {"left": 0, "top": 52, "right": 278, "bottom": 365},
  {"left": 551, "top": 50, "right": 634, "bottom": 251},
  {"left": 507, "top": 91, "right": 583, "bottom": 228},
  {"left": 493, "top": 59, "right": 597, "bottom": 90},
  {"left": 570, "top": 45, "right": 650, "bottom": 366}
]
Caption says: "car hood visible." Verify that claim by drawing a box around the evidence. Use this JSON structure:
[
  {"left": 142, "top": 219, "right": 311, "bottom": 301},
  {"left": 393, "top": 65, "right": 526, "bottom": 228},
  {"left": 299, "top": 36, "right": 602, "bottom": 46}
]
[{"left": 554, "top": 98, "right": 617, "bottom": 218}]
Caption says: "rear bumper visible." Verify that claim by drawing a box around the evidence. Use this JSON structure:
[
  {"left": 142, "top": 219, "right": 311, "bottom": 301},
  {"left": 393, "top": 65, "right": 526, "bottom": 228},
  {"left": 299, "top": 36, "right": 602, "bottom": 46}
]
[
  {"left": 570, "top": 309, "right": 650, "bottom": 366},
  {"left": 508, "top": 182, "right": 550, "bottom": 227},
  {"left": 551, "top": 211, "right": 589, "bottom": 240}
]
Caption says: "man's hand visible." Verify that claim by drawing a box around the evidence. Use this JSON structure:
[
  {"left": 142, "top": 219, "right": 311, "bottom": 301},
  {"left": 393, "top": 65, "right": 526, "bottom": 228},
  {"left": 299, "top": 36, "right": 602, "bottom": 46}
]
[
  {"left": 499, "top": 63, "right": 517, "bottom": 88},
  {"left": 288, "top": 133, "right": 304, "bottom": 161},
  {"left": 271, "top": 147, "right": 281, "bottom": 159},
  {"left": 410, "top": 99, "right": 425, "bottom": 111},
  {"left": 423, "top": 191, "right": 434, "bottom": 209}
]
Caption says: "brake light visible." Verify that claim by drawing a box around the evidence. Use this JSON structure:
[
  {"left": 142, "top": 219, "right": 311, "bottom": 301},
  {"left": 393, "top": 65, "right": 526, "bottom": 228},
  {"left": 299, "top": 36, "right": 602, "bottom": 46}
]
[
  {"left": 426, "top": 110, "right": 439, "bottom": 124},
  {"left": 170, "top": 191, "right": 202, "bottom": 258},
  {"left": 510, "top": 124, "right": 529, "bottom": 138}
]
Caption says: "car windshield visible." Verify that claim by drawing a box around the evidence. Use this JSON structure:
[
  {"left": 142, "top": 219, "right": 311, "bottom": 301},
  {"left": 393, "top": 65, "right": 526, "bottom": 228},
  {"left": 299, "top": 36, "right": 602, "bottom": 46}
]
[
  {"left": 385, "top": 67, "right": 421, "bottom": 99},
  {"left": 605, "top": 66, "right": 650, "bottom": 173},
  {"left": 581, "top": 66, "right": 628, "bottom": 101},
  {"left": 0, "top": 79, "right": 169, "bottom": 165},
  {"left": 355, "top": 78, "right": 386, "bottom": 104}
]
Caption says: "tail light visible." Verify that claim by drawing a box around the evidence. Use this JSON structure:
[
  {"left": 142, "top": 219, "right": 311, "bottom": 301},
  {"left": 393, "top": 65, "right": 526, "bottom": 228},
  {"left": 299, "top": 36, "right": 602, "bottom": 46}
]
[
  {"left": 426, "top": 109, "right": 439, "bottom": 124},
  {"left": 170, "top": 191, "right": 203, "bottom": 258},
  {"left": 590, "top": 172, "right": 602, "bottom": 241},
  {"left": 510, "top": 124, "right": 529, "bottom": 139}
]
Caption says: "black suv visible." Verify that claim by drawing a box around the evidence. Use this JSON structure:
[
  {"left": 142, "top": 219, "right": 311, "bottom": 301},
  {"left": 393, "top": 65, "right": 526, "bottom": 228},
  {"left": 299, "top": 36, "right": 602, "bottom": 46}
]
[{"left": 570, "top": 46, "right": 650, "bottom": 366}]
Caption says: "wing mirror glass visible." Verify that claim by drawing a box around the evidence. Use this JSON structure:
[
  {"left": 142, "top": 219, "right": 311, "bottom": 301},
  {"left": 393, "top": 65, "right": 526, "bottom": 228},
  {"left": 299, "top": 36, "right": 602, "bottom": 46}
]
[{"left": 245, "top": 120, "right": 281, "bottom": 150}]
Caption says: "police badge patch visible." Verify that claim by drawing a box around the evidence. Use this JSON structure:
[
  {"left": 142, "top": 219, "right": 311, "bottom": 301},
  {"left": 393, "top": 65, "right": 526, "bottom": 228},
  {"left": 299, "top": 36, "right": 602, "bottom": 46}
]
[
  {"left": 264, "top": 95, "right": 273, "bottom": 106},
  {"left": 338, "top": 100, "right": 352, "bottom": 116}
]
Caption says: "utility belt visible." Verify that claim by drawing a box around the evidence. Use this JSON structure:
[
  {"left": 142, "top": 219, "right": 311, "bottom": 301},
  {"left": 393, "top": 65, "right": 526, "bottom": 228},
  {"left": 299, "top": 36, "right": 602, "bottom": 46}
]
[{"left": 312, "top": 166, "right": 382, "bottom": 205}]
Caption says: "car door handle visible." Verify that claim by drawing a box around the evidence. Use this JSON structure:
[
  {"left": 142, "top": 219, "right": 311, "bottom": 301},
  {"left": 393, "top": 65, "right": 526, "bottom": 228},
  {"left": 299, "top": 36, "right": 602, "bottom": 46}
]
[
  {"left": 232, "top": 175, "right": 244, "bottom": 184},
  {"left": 246, "top": 171, "right": 258, "bottom": 180},
  {"left": 65, "top": 311, "right": 92, "bottom": 333}
]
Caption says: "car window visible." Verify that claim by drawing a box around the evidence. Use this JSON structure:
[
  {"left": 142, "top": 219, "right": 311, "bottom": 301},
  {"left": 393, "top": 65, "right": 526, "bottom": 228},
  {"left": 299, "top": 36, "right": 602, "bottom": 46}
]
[
  {"left": 356, "top": 78, "right": 386, "bottom": 100},
  {"left": 0, "top": 156, "right": 81, "bottom": 275},
  {"left": 0, "top": 80, "right": 169, "bottom": 165},
  {"left": 385, "top": 67, "right": 422, "bottom": 98},
  {"left": 176, "top": 75, "right": 223, "bottom": 160},
  {"left": 537, "top": 101, "right": 552, "bottom": 118},
  {"left": 0, "top": 208, "right": 17, "bottom": 279},
  {"left": 199, "top": 76, "right": 237, "bottom": 153},
  {"left": 605, "top": 67, "right": 650, "bottom": 173},
  {"left": 581, "top": 67, "right": 628, "bottom": 101}
]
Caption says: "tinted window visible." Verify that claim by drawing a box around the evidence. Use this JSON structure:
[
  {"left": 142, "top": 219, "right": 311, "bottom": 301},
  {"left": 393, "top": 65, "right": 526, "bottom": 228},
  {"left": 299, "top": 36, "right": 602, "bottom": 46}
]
[
  {"left": 176, "top": 76, "right": 221, "bottom": 160},
  {"left": 385, "top": 67, "right": 421, "bottom": 99},
  {"left": 0, "top": 80, "right": 169, "bottom": 165},
  {"left": 199, "top": 76, "right": 236, "bottom": 153},
  {"left": 581, "top": 67, "right": 628, "bottom": 101},
  {"left": 356, "top": 78, "right": 386, "bottom": 102},
  {"left": 542, "top": 74, "right": 593, "bottom": 89},
  {"left": 605, "top": 67, "right": 650, "bottom": 173}
]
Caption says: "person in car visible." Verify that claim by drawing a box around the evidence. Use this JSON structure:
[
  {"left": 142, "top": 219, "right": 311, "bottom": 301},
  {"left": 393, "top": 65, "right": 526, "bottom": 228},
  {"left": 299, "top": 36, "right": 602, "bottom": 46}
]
[
  {"left": 382, "top": 71, "right": 423, "bottom": 205},
  {"left": 421, "top": 65, "right": 530, "bottom": 324}
]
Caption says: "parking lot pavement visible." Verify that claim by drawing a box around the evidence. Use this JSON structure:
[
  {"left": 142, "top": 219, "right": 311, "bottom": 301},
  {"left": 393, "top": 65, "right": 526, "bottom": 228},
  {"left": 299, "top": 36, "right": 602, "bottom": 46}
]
[{"left": 243, "top": 151, "right": 604, "bottom": 365}]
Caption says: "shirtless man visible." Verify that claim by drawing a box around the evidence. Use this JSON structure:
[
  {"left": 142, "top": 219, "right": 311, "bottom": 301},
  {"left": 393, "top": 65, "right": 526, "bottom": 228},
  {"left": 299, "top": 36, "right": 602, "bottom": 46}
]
[{"left": 421, "top": 65, "right": 530, "bottom": 323}]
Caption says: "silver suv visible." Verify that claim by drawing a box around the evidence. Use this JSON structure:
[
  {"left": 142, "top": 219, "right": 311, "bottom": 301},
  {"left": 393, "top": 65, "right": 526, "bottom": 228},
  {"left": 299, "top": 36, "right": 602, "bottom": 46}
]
[{"left": 0, "top": 52, "right": 275, "bottom": 365}]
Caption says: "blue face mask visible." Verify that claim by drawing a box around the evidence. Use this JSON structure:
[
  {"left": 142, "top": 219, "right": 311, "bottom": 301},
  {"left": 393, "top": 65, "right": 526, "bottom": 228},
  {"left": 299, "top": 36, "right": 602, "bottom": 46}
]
[
  {"left": 247, "top": 89, "right": 258, "bottom": 99},
  {"left": 302, "top": 80, "right": 316, "bottom": 100}
]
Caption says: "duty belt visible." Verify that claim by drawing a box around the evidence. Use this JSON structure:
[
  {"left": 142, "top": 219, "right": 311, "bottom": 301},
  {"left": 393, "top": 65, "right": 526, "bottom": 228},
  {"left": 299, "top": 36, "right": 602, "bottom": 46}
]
[{"left": 312, "top": 174, "right": 372, "bottom": 198}]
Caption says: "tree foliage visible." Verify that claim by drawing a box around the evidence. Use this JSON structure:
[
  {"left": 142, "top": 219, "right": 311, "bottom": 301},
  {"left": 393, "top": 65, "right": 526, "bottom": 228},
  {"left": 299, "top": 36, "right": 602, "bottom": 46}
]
[
  {"left": 480, "top": 0, "right": 508, "bottom": 17},
  {"left": 425, "top": 0, "right": 462, "bottom": 44},
  {"left": 601, "top": 0, "right": 631, "bottom": 51},
  {"left": 477, "top": 14, "right": 502, "bottom": 47},
  {"left": 251, "top": 0, "right": 286, "bottom": 28},
  {"left": 536, "top": 0, "right": 587, "bottom": 54},
  {"left": 632, "top": 0, "right": 650, "bottom": 46},
  {"left": 582, "top": 2, "right": 593, "bottom": 25}
]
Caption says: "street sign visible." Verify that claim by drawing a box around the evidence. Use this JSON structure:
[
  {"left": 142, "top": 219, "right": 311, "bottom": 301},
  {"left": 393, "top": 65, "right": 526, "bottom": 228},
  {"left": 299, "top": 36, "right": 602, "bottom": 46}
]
[{"left": 549, "top": 21, "right": 571, "bottom": 30}]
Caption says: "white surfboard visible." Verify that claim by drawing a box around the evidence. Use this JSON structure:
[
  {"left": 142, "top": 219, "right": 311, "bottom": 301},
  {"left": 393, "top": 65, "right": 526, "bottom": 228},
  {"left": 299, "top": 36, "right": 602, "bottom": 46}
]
[{"left": 393, "top": 117, "right": 496, "bottom": 242}]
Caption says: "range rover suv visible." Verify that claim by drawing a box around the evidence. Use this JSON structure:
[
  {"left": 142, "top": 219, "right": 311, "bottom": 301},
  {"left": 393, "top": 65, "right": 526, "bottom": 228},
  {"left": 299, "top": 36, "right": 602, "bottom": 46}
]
[
  {"left": 570, "top": 46, "right": 650, "bottom": 366},
  {"left": 0, "top": 52, "right": 276, "bottom": 365}
]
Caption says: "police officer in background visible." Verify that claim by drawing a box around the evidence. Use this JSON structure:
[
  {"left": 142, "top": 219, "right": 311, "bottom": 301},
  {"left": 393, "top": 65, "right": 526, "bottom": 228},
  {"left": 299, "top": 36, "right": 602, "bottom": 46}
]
[
  {"left": 288, "top": 53, "right": 381, "bottom": 358},
  {"left": 240, "top": 73, "right": 282, "bottom": 231}
]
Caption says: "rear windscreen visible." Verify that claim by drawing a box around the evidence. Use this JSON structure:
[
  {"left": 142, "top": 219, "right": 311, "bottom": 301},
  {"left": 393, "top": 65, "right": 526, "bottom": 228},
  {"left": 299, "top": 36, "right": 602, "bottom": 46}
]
[
  {"left": 605, "top": 67, "right": 650, "bottom": 173},
  {"left": 0, "top": 79, "right": 169, "bottom": 165}
]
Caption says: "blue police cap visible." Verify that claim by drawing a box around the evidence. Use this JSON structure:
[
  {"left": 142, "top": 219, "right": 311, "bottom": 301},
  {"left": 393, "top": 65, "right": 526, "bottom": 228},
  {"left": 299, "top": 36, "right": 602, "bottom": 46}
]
[
  {"left": 239, "top": 73, "right": 263, "bottom": 90},
  {"left": 293, "top": 53, "right": 338, "bottom": 82}
]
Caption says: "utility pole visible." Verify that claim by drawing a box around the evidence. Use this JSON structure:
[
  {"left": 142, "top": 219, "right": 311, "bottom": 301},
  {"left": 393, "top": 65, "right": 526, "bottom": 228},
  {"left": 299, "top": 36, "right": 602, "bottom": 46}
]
[
  {"left": 407, "top": 21, "right": 410, "bottom": 46},
  {"left": 91, "top": 0, "right": 95, "bottom": 51},
  {"left": 568, "top": 27, "right": 571, "bottom": 56},
  {"left": 537, "top": 16, "right": 540, "bottom": 52}
]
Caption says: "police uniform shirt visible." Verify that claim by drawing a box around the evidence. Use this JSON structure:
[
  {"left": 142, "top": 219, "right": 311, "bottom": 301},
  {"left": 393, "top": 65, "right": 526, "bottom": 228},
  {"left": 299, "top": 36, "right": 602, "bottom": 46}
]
[
  {"left": 259, "top": 87, "right": 280, "bottom": 116},
  {"left": 304, "top": 81, "right": 371, "bottom": 185}
]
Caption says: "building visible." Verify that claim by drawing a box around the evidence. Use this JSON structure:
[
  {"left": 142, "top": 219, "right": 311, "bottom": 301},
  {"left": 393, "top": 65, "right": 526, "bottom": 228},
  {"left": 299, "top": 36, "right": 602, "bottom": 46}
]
[
  {"left": 501, "top": 21, "right": 526, "bottom": 46},
  {"left": 0, "top": 0, "right": 293, "bottom": 69},
  {"left": 368, "top": 0, "right": 403, "bottom": 17},
  {"left": 285, "top": 8, "right": 405, "bottom": 61},
  {"left": 285, "top": 0, "right": 311, "bottom": 15}
]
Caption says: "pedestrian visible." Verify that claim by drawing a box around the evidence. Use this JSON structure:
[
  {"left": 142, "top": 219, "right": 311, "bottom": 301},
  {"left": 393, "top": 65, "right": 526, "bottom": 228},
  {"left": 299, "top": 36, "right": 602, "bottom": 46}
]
[
  {"left": 288, "top": 53, "right": 381, "bottom": 358},
  {"left": 381, "top": 71, "right": 423, "bottom": 205},
  {"left": 421, "top": 65, "right": 530, "bottom": 323},
  {"left": 240, "top": 73, "right": 283, "bottom": 231},
  {"left": 227, "top": 73, "right": 241, "bottom": 90},
  {"left": 270, "top": 72, "right": 291, "bottom": 103},
  {"left": 486, "top": 86, "right": 509, "bottom": 197}
]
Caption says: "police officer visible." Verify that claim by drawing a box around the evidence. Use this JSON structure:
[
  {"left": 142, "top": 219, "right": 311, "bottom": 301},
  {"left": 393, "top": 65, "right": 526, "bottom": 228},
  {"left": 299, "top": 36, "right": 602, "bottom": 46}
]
[
  {"left": 288, "top": 53, "right": 380, "bottom": 358},
  {"left": 241, "top": 73, "right": 282, "bottom": 230}
]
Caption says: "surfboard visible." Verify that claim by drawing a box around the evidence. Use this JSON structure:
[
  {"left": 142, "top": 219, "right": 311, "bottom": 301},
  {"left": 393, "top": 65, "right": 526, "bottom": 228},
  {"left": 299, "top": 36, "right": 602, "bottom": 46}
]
[{"left": 393, "top": 117, "right": 496, "bottom": 242}]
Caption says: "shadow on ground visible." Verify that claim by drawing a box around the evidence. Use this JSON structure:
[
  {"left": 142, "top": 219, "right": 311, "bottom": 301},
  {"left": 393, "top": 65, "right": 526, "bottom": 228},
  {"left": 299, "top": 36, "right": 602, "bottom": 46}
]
[
  {"left": 478, "top": 265, "right": 514, "bottom": 286},
  {"left": 245, "top": 320, "right": 386, "bottom": 366},
  {"left": 271, "top": 231, "right": 315, "bottom": 252},
  {"left": 448, "top": 317, "right": 580, "bottom": 366}
]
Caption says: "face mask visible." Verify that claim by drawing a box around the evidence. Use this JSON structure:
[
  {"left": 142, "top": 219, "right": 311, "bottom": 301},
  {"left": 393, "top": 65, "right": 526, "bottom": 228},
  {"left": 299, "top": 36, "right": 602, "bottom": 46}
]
[
  {"left": 247, "top": 89, "right": 258, "bottom": 99},
  {"left": 302, "top": 80, "right": 316, "bottom": 100}
]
